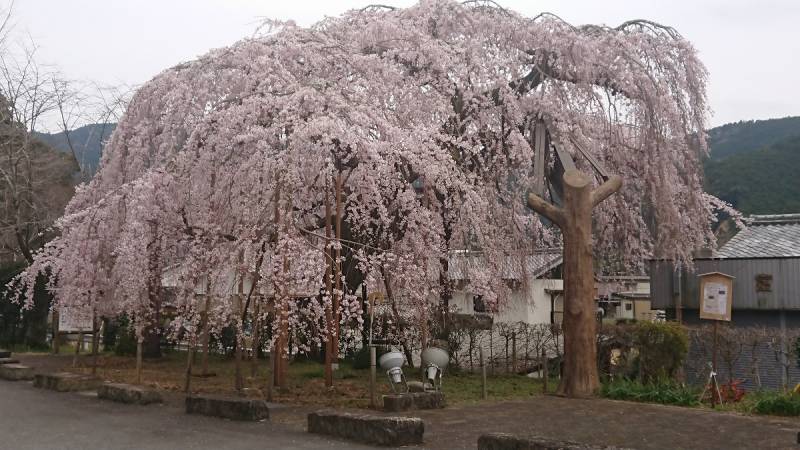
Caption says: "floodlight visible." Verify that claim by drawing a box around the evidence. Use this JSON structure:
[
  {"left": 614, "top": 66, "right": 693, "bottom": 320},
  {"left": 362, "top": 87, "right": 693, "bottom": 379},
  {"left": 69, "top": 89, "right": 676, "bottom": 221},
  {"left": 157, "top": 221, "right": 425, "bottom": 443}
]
[
  {"left": 420, "top": 347, "right": 449, "bottom": 391},
  {"left": 379, "top": 350, "right": 408, "bottom": 393}
]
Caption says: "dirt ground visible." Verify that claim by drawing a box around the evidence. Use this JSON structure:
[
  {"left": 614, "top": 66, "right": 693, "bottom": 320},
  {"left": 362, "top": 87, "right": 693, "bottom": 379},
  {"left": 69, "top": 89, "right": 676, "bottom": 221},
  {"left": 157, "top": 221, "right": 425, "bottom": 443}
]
[{"left": 13, "top": 352, "right": 800, "bottom": 449}]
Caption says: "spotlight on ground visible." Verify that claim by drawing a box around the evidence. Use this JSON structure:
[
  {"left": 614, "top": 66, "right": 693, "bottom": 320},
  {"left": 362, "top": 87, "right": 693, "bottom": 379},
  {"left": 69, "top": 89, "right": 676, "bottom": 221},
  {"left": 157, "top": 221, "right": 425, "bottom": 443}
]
[
  {"left": 420, "top": 347, "right": 448, "bottom": 391},
  {"left": 379, "top": 350, "right": 407, "bottom": 393}
]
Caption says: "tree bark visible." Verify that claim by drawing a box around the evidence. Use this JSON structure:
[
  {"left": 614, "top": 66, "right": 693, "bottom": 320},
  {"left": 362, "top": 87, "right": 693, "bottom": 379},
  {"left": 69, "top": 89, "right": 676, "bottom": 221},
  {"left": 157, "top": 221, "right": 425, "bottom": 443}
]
[{"left": 527, "top": 169, "right": 621, "bottom": 398}]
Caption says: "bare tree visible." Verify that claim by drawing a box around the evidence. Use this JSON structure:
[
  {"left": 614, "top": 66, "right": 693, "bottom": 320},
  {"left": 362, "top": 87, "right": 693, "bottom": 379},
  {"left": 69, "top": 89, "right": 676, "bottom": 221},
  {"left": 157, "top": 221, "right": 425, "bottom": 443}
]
[
  {"left": 741, "top": 326, "right": 768, "bottom": 389},
  {"left": 0, "top": 43, "right": 76, "bottom": 265}
]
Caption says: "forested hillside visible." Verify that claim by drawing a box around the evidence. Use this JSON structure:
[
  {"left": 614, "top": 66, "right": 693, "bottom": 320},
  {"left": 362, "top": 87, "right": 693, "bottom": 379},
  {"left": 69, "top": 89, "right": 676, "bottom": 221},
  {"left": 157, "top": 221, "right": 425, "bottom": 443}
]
[
  {"left": 35, "top": 123, "right": 115, "bottom": 174},
  {"left": 705, "top": 117, "right": 800, "bottom": 215},
  {"left": 707, "top": 116, "right": 800, "bottom": 160}
]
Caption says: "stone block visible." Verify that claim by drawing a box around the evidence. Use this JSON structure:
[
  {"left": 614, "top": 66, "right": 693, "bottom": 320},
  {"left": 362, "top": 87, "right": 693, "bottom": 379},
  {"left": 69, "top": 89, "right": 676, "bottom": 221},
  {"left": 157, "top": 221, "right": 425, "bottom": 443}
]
[
  {"left": 406, "top": 381, "right": 434, "bottom": 392},
  {"left": 34, "top": 372, "right": 102, "bottom": 392},
  {"left": 0, "top": 357, "right": 20, "bottom": 364},
  {"left": 383, "top": 392, "right": 446, "bottom": 412},
  {"left": 0, "top": 363, "right": 34, "bottom": 381},
  {"left": 477, "top": 433, "right": 631, "bottom": 450},
  {"left": 0, "top": 350, "right": 10, "bottom": 359},
  {"left": 98, "top": 383, "right": 163, "bottom": 405},
  {"left": 307, "top": 410, "right": 424, "bottom": 447},
  {"left": 185, "top": 395, "right": 269, "bottom": 421}
]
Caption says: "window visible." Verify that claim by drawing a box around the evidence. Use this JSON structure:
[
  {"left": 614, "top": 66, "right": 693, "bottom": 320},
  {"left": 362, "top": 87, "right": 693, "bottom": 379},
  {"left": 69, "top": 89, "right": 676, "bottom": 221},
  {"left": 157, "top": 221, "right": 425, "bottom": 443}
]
[
  {"left": 473, "top": 295, "right": 487, "bottom": 313},
  {"left": 756, "top": 274, "right": 773, "bottom": 292},
  {"left": 625, "top": 303, "right": 633, "bottom": 311}
]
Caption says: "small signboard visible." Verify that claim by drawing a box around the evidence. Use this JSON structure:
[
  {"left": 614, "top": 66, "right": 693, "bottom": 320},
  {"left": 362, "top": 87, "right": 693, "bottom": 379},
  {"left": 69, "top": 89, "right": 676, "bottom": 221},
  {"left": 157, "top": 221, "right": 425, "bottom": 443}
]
[
  {"left": 57, "top": 307, "right": 93, "bottom": 332},
  {"left": 698, "top": 272, "right": 734, "bottom": 321}
]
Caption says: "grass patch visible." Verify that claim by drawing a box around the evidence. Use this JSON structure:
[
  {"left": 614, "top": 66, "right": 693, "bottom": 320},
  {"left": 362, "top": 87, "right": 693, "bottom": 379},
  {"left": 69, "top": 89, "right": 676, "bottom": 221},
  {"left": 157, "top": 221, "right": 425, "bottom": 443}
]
[
  {"left": 442, "top": 370, "right": 554, "bottom": 404},
  {"left": 32, "top": 350, "right": 545, "bottom": 409},
  {"left": 601, "top": 378, "right": 701, "bottom": 407}
]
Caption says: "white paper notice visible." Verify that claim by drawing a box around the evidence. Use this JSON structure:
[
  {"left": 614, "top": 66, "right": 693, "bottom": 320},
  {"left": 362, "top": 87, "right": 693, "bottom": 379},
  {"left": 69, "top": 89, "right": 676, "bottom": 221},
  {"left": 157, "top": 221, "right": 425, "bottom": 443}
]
[
  {"left": 702, "top": 282, "right": 728, "bottom": 316},
  {"left": 58, "top": 307, "right": 93, "bottom": 332}
]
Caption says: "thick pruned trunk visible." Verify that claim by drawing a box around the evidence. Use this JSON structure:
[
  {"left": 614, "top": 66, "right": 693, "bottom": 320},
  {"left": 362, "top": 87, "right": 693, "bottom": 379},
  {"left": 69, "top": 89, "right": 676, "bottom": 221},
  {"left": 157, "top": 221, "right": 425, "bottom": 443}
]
[{"left": 528, "top": 169, "right": 621, "bottom": 398}]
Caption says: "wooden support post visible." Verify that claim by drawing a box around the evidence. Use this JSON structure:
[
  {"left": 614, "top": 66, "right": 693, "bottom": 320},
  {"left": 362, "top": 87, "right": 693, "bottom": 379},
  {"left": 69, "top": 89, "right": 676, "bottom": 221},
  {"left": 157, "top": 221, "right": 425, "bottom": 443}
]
[
  {"left": 184, "top": 333, "right": 195, "bottom": 394},
  {"left": 489, "top": 327, "right": 494, "bottom": 376},
  {"left": 91, "top": 313, "right": 99, "bottom": 376},
  {"left": 511, "top": 332, "right": 517, "bottom": 374},
  {"left": 369, "top": 346, "right": 377, "bottom": 408},
  {"left": 251, "top": 299, "right": 261, "bottom": 378},
  {"left": 234, "top": 296, "right": 244, "bottom": 394},
  {"left": 266, "top": 343, "right": 274, "bottom": 401},
  {"left": 136, "top": 338, "right": 143, "bottom": 385},
  {"left": 200, "top": 296, "right": 211, "bottom": 376},
  {"left": 712, "top": 320, "right": 718, "bottom": 407},
  {"left": 324, "top": 181, "right": 334, "bottom": 388},
  {"left": 52, "top": 309, "right": 60, "bottom": 354},
  {"left": 73, "top": 330, "right": 83, "bottom": 367},
  {"left": 333, "top": 171, "right": 343, "bottom": 369},
  {"left": 542, "top": 348, "right": 548, "bottom": 394},
  {"left": 480, "top": 347, "right": 487, "bottom": 400},
  {"left": 528, "top": 169, "right": 622, "bottom": 398}
]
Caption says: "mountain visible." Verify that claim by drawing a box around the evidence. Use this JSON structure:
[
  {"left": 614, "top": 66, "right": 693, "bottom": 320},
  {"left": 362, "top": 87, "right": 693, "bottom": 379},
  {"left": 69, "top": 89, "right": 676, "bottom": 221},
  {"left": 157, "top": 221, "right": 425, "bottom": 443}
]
[
  {"left": 35, "top": 123, "right": 115, "bottom": 175},
  {"left": 707, "top": 116, "right": 800, "bottom": 160},
  {"left": 705, "top": 117, "right": 800, "bottom": 215}
]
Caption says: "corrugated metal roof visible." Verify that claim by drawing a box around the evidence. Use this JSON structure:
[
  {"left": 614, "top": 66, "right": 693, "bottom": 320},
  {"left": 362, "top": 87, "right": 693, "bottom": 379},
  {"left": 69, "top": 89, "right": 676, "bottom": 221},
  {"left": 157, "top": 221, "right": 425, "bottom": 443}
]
[
  {"left": 448, "top": 250, "right": 562, "bottom": 280},
  {"left": 717, "top": 222, "right": 800, "bottom": 258}
]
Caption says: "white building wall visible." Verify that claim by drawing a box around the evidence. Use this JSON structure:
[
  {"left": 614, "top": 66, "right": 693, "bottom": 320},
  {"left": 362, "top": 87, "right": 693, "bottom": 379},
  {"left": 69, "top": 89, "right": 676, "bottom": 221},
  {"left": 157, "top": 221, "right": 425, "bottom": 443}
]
[{"left": 450, "top": 277, "right": 563, "bottom": 325}]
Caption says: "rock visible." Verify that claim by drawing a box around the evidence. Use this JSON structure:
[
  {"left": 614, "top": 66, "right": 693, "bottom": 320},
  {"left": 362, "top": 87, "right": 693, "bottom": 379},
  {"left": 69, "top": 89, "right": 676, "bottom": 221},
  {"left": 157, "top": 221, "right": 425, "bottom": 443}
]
[
  {"left": 0, "top": 363, "right": 34, "bottom": 381},
  {"left": 383, "top": 392, "right": 446, "bottom": 412},
  {"left": 477, "top": 433, "right": 632, "bottom": 450},
  {"left": 0, "top": 357, "right": 20, "bottom": 365},
  {"left": 307, "top": 410, "right": 424, "bottom": 447},
  {"left": 33, "top": 372, "right": 102, "bottom": 392},
  {"left": 185, "top": 395, "right": 269, "bottom": 421},
  {"left": 0, "top": 349, "right": 10, "bottom": 359},
  {"left": 98, "top": 383, "right": 163, "bottom": 405},
  {"left": 406, "top": 381, "right": 434, "bottom": 392}
]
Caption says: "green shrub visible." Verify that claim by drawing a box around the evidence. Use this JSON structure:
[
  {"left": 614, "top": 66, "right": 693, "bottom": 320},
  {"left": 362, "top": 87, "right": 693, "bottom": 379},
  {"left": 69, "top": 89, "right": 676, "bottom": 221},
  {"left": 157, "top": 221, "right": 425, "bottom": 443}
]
[
  {"left": 113, "top": 320, "right": 138, "bottom": 356},
  {"left": 746, "top": 391, "right": 800, "bottom": 416},
  {"left": 349, "top": 345, "right": 389, "bottom": 370},
  {"left": 633, "top": 321, "right": 688, "bottom": 382},
  {"left": 601, "top": 378, "right": 700, "bottom": 407}
]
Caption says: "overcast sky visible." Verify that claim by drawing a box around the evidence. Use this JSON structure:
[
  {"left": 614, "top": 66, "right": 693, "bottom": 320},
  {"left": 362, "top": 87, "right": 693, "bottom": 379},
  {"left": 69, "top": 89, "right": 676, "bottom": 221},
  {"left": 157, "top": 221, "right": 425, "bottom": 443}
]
[{"left": 13, "top": 0, "right": 800, "bottom": 128}]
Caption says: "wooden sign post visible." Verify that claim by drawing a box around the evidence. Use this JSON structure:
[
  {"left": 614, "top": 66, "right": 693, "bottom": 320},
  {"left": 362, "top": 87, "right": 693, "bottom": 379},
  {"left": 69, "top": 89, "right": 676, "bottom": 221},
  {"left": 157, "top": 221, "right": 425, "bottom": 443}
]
[{"left": 698, "top": 272, "right": 734, "bottom": 407}]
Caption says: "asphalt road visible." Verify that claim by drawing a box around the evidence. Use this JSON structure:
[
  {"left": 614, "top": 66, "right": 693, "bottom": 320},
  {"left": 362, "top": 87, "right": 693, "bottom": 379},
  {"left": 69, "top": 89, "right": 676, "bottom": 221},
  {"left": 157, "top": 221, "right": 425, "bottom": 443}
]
[{"left": 0, "top": 380, "right": 377, "bottom": 450}]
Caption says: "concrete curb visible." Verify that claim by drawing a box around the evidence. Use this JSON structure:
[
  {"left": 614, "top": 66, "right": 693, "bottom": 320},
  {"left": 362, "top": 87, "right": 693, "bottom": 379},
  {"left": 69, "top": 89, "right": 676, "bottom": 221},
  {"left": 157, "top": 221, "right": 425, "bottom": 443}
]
[{"left": 308, "top": 410, "right": 424, "bottom": 446}]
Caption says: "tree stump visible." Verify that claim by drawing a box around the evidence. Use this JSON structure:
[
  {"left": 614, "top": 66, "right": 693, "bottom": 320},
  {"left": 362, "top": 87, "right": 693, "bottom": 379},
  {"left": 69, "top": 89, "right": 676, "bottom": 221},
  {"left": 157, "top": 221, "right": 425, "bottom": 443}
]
[{"left": 528, "top": 169, "right": 621, "bottom": 397}]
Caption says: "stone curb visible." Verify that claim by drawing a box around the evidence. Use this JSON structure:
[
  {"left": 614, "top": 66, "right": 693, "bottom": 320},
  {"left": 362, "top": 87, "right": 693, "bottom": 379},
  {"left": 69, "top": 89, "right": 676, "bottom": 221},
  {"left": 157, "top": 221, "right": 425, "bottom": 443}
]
[
  {"left": 33, "top": 372, "right": 102, "bottom": 392},
  {"left": 308, "top": 410, "right": 424, "bottom": 447},
  {"left": 98, "top": 383, "right": 163, "bottom": 405},
  {"left": 383, "top": 392, "right": 446, "bottom": 412},
  {"left": 477, "top": 433, "right": 634, "bottom": 450},
  {"left": 0, "top": 363, "right": 34, "bottom": 381},
  {"left": 185, "top": 395, "right": 269, "bottom": 421}
]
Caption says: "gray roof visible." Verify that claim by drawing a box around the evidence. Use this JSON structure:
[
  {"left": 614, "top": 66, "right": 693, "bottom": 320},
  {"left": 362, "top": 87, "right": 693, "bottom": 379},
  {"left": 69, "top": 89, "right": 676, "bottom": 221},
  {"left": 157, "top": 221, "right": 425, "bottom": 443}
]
[
  {"left": 448, "top": 250, "right": 562, "bottom": 280},
  {"left": 717, "top": 221, "right": 800, "bottom": 259}
]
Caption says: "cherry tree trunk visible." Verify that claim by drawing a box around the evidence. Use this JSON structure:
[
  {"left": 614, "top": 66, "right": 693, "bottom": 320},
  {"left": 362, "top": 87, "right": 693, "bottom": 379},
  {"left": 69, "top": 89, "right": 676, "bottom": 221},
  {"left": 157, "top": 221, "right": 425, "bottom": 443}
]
[{"left": 528, "top": 169, "right": 622, "bottom": 398}]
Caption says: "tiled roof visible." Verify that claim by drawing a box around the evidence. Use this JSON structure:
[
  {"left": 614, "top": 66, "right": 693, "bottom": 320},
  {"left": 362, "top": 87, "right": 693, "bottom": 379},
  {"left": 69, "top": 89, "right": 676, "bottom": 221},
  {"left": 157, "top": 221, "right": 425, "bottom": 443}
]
[
  {"left": 448, "top": 250, "right": 563, "bottom": 280},
  {"left": 717, "top": 222, "right": 800, "bottom": 259}
]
